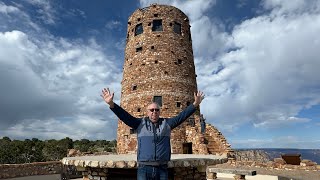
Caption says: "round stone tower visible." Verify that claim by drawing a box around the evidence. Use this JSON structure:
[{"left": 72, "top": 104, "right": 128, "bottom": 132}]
[{"left": 117, "top": 4, "right": 232, "bottom": 155}]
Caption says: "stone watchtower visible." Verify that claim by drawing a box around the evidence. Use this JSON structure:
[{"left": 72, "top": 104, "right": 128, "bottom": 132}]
[{"left": 117, "top": 4, "right": 232, "bottom": 155}]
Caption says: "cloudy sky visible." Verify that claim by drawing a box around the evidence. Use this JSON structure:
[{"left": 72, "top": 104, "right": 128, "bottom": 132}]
[{"left": 1, "top": 0, "right": 320, "bottom": 149}]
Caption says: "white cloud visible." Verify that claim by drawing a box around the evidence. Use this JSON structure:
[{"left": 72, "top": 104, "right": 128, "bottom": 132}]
[
  {"left": 0, "top": 28, "right": 121, "bottom": 139},
  {"left": 253, "top": 116, "right": 311, "bottom": 128},
  {"left": 0, "top": 2, "right": 19, "bottom": 14},
  {"left": 27, "top": 0, "right": 57, "bottom": 25},
  {"left": 105, "top": 20, "right": 121, "bottom": 30},
  {"left": 3, "top": 115, "right": 117, "bottom": 140},
  {"left": 136, "top": 0, "right": 320, "bottom": 140},
  {"left": 262, "top": 0, "right": 320, "bottom": 15},
  {"left": 0, "top": 2, "right": 41, "bottom": 32},
  {"left": 195, "top": 0, "right": 320, "bottom": 134},
  {"left": 139, "top": 0, "right": 216, "bottom": 20},
  {"left": 191, "top": 16, "right": 234, "bottom": 57}
]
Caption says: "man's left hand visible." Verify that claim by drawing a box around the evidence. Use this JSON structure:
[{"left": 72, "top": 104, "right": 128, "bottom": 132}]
[{"left": 193, "top": 91, "right": 205, "bottom": 107}]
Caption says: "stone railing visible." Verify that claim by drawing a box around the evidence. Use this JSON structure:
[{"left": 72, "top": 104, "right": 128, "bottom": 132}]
[{"left": 0, "top": 161, "right": 62, "bottom": 179}]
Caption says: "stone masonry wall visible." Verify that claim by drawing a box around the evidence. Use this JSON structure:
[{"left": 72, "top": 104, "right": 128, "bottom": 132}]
[
  {"left": 186, "top": 122, "right": 232, "bottom": 155},
  {"left": 116, "top": 3, "right": 232, "bottom": 156},
  {"left": 79, "top": 167, "right": 207, "bottom": 180},
  {"left": 0, "top": 161, "right": 62, "bottom": 179},
  {"left": 118, "top": 3, "right": 198, "bottom": 154}
]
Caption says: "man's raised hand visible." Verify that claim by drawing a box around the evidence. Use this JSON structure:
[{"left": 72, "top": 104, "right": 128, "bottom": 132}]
[
  {"left": 193, "top": 91, "right": 205, "bottom": 107},
  {"left": 101, "top": 88, "right": 115, "bottom": 108}
]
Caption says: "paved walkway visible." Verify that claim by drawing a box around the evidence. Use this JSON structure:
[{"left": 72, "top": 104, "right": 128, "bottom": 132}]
[
  {"left": 6, "top": 174, "right": 83, "bottom": 180},
  {"left": 6, "top": 174, "right": 61, "bottom": 180}
]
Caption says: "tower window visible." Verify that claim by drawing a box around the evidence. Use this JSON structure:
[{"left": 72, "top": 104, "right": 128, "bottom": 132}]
[
  {"left": 153, "top": 96, "right": 162, "bottom": 106},
  {"left": 187, "top": 101, "right": 190, "bottom": 106},
  {"left": 136, "top": 47, "right": 142, "bottom": 52},
  {"left": 164, "top": 71, "right": 168, "bottom": 75},
  {"left": 152, "top": 19, "right": 163, "bottom": 32},
  {"left": 176, "top": 102, "right": 181, "bottom": 108},
  {"left": 154, "top": 60, "right": 158, "bottom": 64},
  {"left": 137, "top": 108, "right": 141, "bottom": 112},
  {"left": 174, "top": 22, "right": 181, "bottom": 34},
  {"left": 174, "top": 59, "right": 182, "bottom": 65},
  {"left": 135, "top": 23, "right": 143, "bottom": 36},
  {"left": 130, "top": 128, "right": 136, "bottom": 134},
  {"left": 132, "top": 85, "right": 137, "bottom": 90},
  {"left": 154, "top": 14, "right": 159, "bottom": 17},
  {"left": 151, "top": 46, "right": 154, "bottom": 49},
  {"left": 188, "top": 117, "right": 195, "bottom": 127}
]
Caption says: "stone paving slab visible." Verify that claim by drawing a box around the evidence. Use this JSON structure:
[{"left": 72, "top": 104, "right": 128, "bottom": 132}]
[{"left": 216, "top": 173, "right": 288, "bottom": 180}]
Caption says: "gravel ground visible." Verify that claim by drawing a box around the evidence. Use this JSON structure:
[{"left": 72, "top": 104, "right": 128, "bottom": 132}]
[{"left": 214, "top": 164, "right": 320, "bottom": 180}]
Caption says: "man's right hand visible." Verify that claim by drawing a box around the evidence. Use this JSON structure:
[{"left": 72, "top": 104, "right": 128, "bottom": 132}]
[{"left": 101, "top": 88, "right": 115, "bottom": 108}]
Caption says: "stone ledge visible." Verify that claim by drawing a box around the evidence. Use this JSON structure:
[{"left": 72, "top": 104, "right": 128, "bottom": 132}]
[
  {"left": 62, "top": 154, "right": 227, "bottom": 168},
  {"left": 207, "top": 167, "right": 257, "bottom": 176}
]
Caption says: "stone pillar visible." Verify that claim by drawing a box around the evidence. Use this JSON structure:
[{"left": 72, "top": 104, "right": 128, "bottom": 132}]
[
  {"left": 83, "top": 175, "right": 89, "bottom": 180},
  {"left": 233, "top": 174, "right": 246, "bottom": 180},
  {"left": 206, "top": 172, "right": 217, "bottom": 180}
]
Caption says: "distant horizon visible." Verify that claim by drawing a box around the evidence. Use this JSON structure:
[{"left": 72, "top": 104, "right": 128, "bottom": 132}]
[
  {"left": 1, "top": 136, "right": 319, "bottom": 150},
  {"left": 235, "top": 148, "right": 320, "bottom": 150}
]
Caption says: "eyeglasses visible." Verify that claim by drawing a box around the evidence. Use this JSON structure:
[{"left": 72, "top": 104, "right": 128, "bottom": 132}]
[{"left": 148, "top": 108, "right": 160, "bottom": 112}]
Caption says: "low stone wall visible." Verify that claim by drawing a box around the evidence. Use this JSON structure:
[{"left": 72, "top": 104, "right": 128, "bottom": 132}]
[
  {"left": 62, "top": 154, "right": 227, "bottom": 180},
  {"left": 0, "top": 161, "right": 62, "bottom": 179},
  {"left": 79, "top": 166, "right": 207, "bottom": 180},
  {"left": 174, "top": 166, "right": 207, "bottom": 180}
]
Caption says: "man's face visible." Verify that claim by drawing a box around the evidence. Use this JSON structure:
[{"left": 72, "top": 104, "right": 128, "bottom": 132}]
[{"left": 147, "top": 103, "right": 160, "bottom": 123}]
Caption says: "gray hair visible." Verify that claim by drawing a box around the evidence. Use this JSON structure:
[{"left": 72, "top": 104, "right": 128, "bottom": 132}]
[{"left": 147, "top": 102, "right": 161, "bottom": 109}]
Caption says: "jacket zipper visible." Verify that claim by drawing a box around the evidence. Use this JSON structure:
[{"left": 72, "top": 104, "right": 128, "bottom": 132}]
[{"left": 152, "top": 122, "right": 157, "bottom": 161}]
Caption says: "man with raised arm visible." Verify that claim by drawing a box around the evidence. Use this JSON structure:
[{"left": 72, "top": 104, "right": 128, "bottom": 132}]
[{"left": 101, "top": 88, "right": 205, "bottom": 180}]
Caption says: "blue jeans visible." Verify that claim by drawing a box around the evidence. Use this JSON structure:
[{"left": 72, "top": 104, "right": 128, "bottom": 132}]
[{"left": 137, "top": 164, "right": 168, "bottom": 180}]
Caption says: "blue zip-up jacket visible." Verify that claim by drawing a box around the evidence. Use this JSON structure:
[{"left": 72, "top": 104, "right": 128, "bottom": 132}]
[{"left": 111, "top": 103, "right": 196, "bottom": 164}]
